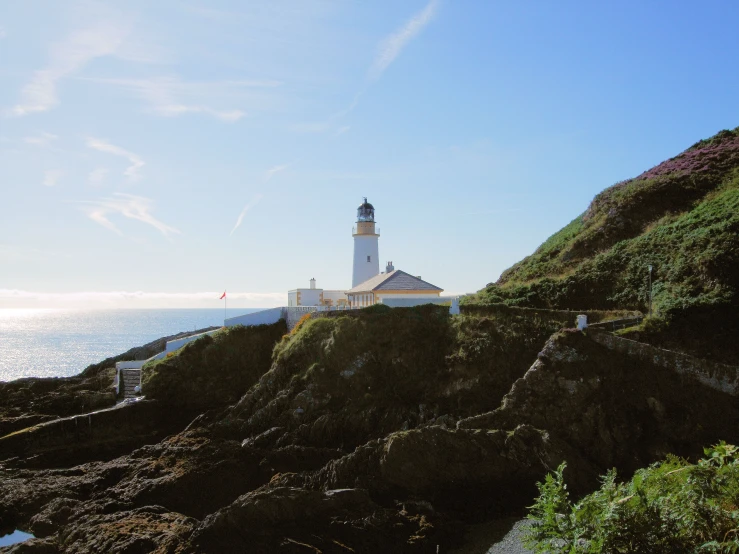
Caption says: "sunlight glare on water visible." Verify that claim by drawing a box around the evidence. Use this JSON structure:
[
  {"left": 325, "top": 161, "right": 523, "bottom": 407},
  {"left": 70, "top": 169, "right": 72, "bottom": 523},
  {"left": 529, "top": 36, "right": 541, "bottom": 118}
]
[{"left": 0, "top": 308, "right": 252, "bottom": 382}]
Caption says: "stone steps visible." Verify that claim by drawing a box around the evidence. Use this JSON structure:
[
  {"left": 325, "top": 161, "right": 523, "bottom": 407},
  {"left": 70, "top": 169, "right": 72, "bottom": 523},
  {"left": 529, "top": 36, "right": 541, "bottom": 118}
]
[{"left": 120, "top": 369, "right": 142, "bottom": 400}]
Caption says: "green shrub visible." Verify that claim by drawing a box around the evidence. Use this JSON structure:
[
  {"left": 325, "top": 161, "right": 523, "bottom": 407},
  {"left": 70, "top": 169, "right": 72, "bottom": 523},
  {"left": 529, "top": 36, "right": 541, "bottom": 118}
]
[
  {"left": 231, "top": 305, "right": 567, "bottom": 446},
  {"left": 525, "top": 442, "right": 739, "bottom": 553},
  {"left": 469, "top": 132, "right": 739, "bottom": 361},
  {"left": 142, "top": 320, "right": 286, "bottom": 408}
]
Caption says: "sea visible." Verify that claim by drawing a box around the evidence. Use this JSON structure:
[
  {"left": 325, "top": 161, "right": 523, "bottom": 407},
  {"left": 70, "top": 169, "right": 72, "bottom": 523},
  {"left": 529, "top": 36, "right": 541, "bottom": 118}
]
[{"left": 0, "top": 308, "right": 262, "bottom": 382}]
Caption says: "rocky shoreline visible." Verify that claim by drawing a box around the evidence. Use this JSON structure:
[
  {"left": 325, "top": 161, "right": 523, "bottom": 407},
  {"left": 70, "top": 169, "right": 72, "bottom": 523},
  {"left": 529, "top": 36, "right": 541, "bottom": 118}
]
[{"left": 1, "top": 307, "right": 737, "bottom": 552}]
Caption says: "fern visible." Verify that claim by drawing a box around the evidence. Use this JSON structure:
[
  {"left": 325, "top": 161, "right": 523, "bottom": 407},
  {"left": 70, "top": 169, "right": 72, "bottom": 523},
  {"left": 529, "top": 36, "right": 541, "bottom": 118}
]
[{"left": 526, "top": 444, "right": 739, "bottom": 553}]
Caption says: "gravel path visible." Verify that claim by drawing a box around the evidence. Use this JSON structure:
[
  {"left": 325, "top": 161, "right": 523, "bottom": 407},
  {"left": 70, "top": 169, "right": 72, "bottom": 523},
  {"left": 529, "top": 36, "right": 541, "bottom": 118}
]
[
  {"left": 449, "top": 518, "right": 533, "bottom": 554},
  {"left": 484, "top": 519, "right": 533, "bottom": 554}
]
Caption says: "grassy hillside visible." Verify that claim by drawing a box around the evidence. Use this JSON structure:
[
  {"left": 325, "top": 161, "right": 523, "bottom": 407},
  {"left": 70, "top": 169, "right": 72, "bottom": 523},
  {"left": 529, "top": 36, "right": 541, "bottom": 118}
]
[
  {"left": 215, "top": 305, "right": 567, "bottom": 448},
  {"left": 468, "top": 127, "right": 739, "bottom": 362},
  {"left": 142, "top": 320, "right": 286, "bottom": 408}
]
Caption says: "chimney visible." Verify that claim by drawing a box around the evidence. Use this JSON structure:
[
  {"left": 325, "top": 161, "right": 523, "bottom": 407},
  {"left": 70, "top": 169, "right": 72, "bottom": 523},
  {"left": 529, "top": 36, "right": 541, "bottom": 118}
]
[
  {"left": 310, "top": 278, "right": 316, "bottom": 289},
  {"left": 386, "top": 261, "right": 394, "bottom": 272}
]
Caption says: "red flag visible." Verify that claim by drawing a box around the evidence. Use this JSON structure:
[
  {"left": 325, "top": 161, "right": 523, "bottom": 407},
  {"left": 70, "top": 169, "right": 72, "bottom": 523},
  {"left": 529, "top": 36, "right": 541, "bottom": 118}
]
[{"left": 220, "top": 291, "right": 226, "bottom": 300}]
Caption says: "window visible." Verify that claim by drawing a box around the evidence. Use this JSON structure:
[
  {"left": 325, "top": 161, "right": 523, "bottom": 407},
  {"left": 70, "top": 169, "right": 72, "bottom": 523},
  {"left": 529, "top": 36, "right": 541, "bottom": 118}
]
[{"left": 367, "top": 255, "right": 371, "bottom": 262}]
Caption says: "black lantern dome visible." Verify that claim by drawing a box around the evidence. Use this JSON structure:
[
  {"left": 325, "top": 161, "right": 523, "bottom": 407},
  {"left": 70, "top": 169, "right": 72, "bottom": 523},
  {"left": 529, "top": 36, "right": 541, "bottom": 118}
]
[{"left": 356, "top": 197, "right": 375, "bottom": 222}]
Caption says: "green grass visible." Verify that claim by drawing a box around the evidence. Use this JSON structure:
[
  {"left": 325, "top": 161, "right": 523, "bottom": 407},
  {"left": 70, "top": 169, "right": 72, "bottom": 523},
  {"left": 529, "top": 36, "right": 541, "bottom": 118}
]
[
  {"left": 142, "top": 320, "right": 286, "bottom": 408},
  {"left": 497, "top": 215, "right": 586, "bottom": 284},
  {"left": 223, "top": 305, "right": 569, "bottom": 443},
  {"left": 525, "top": 442, "right": 739, "bottom": 553},
  {"left": 469, "top": 128, "right": 739, "bottom": 361}
]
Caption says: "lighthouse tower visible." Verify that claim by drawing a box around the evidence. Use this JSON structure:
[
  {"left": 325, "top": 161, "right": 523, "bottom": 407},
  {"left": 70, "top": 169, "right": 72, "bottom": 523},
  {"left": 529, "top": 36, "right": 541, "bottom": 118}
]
[{"left": 352, "top": 198, "right": 380, "bottom": 287}]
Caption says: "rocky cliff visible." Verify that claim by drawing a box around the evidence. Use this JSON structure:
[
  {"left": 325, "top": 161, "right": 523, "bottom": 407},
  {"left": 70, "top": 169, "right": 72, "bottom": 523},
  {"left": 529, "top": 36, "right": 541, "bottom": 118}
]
[{"left": 1, "top": 306, "right": 736, "bottom": 552}]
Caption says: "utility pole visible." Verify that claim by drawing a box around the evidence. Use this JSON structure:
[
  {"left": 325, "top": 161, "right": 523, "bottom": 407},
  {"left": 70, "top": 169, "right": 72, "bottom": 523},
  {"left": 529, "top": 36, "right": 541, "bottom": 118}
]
[{"left": 648, "top": 265, "right": 653, "bottom": 318}]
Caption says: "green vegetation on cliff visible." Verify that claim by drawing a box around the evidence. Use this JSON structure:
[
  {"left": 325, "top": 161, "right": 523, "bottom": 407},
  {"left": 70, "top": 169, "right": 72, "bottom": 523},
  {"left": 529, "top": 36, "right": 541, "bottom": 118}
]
[
  {"left": 526, "top": 442, "right": 739, "bottom": 553},
  {"left": 468, "top": 127, "right": 739, "bottom": 362},
  {"left": 217, "top": 305, "right": 567, "bottom": 449},
  {"left": 142, "top": 320, "right": 286, "bottom": 408}
]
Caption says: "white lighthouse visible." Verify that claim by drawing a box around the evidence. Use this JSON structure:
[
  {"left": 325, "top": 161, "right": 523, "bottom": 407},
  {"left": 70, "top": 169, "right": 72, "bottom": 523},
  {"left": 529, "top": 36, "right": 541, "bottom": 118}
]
[{"left": 352, "top": 198, "right": 380, "bottom": 287}]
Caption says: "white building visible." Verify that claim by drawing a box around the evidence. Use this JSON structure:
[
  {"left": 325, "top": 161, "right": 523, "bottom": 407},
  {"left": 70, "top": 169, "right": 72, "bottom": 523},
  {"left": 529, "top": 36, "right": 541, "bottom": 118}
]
[
  {"left": 352, "top": 198, "right": 380, "bottom": 287},
  {"left": 221, "top": 200, "right": 450, "bottom": 330},
  {"left": 287, "top": 278, "right": 348, "bottom": 308},
  {"left": 285, "top": 199, "right": 443, "bottom": 308},
  {"left": 346, "top": 264, "right": 443, "bottom": 308}
]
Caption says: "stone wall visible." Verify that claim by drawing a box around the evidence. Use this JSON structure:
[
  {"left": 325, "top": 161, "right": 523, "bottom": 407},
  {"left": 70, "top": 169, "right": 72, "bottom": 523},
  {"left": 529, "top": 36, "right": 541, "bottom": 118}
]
[
  {"left": 460, "top": 303, "right": 642, "bottom": 324},
  {"left": 0, "top": 400, "right": 199, "bottom": 467},
  {"left": 285, "top": 307, "right": 319, "bottom": 329},
  {"left": 588, "top": 317, "right": 644, "bottom": 332},
  {"left": 589, "top": 330, "right": 739, "bottom": 396}
]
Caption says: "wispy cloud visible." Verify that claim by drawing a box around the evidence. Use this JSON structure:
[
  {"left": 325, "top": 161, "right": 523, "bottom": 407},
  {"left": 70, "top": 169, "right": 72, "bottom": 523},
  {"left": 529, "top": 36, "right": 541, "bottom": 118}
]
[
  {"left": 78, "top": 193, "right": 179, "bottom": 237},
  {"left": 264, "top": 164, "right": 290, "bottom": 181},
  {"left": 230, "top": 194, "right": 265, "bottom": 235},
  {"left": 368, "top": 0, "right": 439, "bottom": 81},
  {"left": 88, "top": 167, "right": 109, "bottom": 186},
  {"left": 9, "top": 22, "right": 129, "bottom": 116},
  {"left": 86, "top": 137, "right": 144, "bottom": 181},
  {"left": 231, "top": 158, "right": 298, "bottom": 235},
  {"left": 43, "top": 169, "right": 63, "bottom": 187},
  {"left": 84, "top": 77, "right": 280, "bottom": 122},
  {"left": 294, "top": 2, "right": 438, "bottom": 134},
  {"left": 24, "top": 132, "right": 58, "bottom": 146},
  {"left": 290, "top": 121, "right": 332, "bottom": 134}
]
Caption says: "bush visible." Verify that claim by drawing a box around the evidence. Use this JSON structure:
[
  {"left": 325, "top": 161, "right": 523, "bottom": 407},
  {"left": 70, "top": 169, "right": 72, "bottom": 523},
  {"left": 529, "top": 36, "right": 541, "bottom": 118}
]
[
  {"left": 468, "top": 132, "right": 739, "bottom": 361},
  {"left": 525, "top": 442, "right": 739, "bottom": 553},
  {"left": 142, "top": 320, "right": 286, "bottom": 408}
]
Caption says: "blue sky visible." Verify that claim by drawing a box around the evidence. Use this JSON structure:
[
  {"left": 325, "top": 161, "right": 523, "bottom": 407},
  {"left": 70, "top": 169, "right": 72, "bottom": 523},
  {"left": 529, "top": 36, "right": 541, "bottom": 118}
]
[{"left": 1, "top": 1, "right": 738, "bottom": 309}]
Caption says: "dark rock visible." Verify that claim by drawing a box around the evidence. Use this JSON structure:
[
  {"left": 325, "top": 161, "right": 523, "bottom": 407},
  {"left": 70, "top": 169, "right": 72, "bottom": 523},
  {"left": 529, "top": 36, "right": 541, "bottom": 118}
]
[
  {"left": 1, "top": 538, "right": 59, "bottom": 554},
  {"left": 2, "top": 304, "right": 736, "bottom": 552},
  {"left": 57, "top": 506, "right": 196, "bottom": 554},
  {"left": 191, "top": 485, "right": 446, "bottom": 553},
  {"left": 29, "top": 499, "right": 80, "bottom": 538},
  {"left": 458, "top": 331, "right": 739, "bottom": 474}
]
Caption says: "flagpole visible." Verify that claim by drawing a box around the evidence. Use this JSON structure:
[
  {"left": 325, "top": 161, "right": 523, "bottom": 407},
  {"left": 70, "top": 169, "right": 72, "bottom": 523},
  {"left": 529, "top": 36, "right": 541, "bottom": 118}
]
[{"left": 224, "top": 291, "right": 227, "bottom": 326}]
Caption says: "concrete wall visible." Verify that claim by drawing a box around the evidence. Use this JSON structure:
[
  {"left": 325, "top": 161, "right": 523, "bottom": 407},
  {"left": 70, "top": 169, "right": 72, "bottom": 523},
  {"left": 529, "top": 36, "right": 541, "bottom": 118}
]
[
  {"left": 114, "top": 360, "right": 145, "bottom": 395},
  {"left": 589, "top": 331, "right": 739, "bottom": 396},
  {"left": 226, "top": 306, "right": 326, "bottom": 331},
  {"left": 115, "top": 360, "right": 146, "bottom": 369},
  {"left": 165, "top": 329, "right": 221, "bottom": 352},
  {"left": 225, "top": 307, "right": 285, "bottom": 328}
]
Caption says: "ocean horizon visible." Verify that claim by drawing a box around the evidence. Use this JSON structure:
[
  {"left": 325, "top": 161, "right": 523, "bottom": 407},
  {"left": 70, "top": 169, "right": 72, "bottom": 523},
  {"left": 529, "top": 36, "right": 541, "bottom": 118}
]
[{"left": 0, "top": 308, "right": 265, "bottom": 382}]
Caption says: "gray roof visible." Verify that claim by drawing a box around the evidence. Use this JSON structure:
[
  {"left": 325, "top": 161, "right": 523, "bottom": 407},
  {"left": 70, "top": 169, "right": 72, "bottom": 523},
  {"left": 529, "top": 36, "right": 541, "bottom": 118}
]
[{"left": 347, "top": 270, "right": 443, "bottom": 293}]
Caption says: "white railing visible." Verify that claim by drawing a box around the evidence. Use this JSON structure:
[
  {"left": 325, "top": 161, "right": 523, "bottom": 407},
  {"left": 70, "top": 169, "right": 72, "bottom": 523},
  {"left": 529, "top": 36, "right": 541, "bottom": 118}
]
[{"left": 165, "top": 329, "right": 221, "bottom": 352}]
